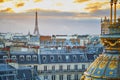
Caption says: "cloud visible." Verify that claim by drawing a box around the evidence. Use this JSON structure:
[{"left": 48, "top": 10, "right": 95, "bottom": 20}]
[
  {"left": 0, "top": 8, "right": 14, "bottom": 13},
  {"left": 74, "top": 0, "right": 89, "bottom": 3},
  {"left": 55, "top": 2, "right": 63, "bottom": 6},
  {"left": 85, "top": 1, "right": 109, "bottom": 12},
  {"left": 0, "top": 0, "right": 4, "bottom": 3},
  {"left": 15, "top": 2, "right": 24, "bottom": 8},
  {"left": 34, "top": 0, "right": 42, "bottom": 3}
]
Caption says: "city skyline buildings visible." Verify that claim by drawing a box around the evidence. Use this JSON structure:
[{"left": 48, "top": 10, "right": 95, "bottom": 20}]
[{"left": 0, "top": 0, "right": 120, "bottom": 35}]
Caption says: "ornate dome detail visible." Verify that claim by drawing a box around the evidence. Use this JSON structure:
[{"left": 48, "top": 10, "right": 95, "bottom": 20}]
[{"left": 81, "top": 0, "right": 120, "bottom": 79}]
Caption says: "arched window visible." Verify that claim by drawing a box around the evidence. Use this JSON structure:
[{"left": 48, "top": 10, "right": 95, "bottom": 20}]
[
  {"left": 11, "top": 55, "right": 16, "bottom": 60},
  {"left": 32, "top": 55, "right": 37, "bottom": 61},
  {"left": 19, "top": 55, "right": 24, "bottom": 61},
  {"left": 80, "top": 55, "right": 84, "bottom": 61},
  {"left": 42, "top": 56, "right": 46, "bottom": 61},
  {"left": 3, "top": 56, "right": 8, "bottom": 60},
  {"left": 26, "top": 55, "right": 31, "bottom": 61},
  {"left": 66, "top": 55, "right": 69, "bottom": 60},
  {"left": 50, "top": 56, "right": 54, "bottom": 61},
  {"left": 58, "top": 56, "right": 62, "bottom": 61},
  {"left": 73, "top": 55, "right": 77, "bottom": 60}
]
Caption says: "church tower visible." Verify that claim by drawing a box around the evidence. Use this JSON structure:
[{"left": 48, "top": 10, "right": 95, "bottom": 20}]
[{"left": 33, "top": 11, "right": 40, "bottom": 35}]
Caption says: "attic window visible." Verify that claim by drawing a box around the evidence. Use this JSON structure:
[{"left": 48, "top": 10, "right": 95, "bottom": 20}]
[
  {"left": 58, "top": 56, "right": 62, "bottom": 61},
  {"left": 26, "top": 55, "right": 31, "bottom": 61},
  {"left": 43, "top": 56, "right": 46, "bottom": 61},
  {"left": 19, "top": 55, "right": 24, "bottom": 61},
  {"left": 66, "top": 55, "right": 69, "bottom": 60},
  {"left": 73, "top": 55, "right": 77, "bottom": 60},
  {"left": 11, "top": 55, "right": 16, "bottom": 60},
  {"left": 32, "top": 55, "right": 37, "bottom": 61},
  {"left": 50, "top": 56, "right": 54, "bottom": 61},
  {"left": 3, "top": 56, "right": 8, "bottom": 60},
  {"left": 80, "top": 55, "right": 84, "bottom": 61}
]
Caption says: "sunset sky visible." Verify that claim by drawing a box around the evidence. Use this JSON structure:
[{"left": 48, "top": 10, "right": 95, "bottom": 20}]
[{"left": 0, "top": 0, "right": 120, "bottom": 35}]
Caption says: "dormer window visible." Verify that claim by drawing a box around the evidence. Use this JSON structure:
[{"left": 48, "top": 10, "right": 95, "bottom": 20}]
[
  {"left": 11, "top": 55, "right": 16, "bottom": 60},
  {"left": 3, "top": 56, "right": 8, "bottom": 60},
  {"left": 66, "top": 55, "right": 69, "bottom": 60},
  {"left": 73, "top": 55, "right": 77, "bottom": 60},
  {"left": 26, "top": 55, "right": 31, "bottom": 61},
  {"left": 80, "top": 55, "right": 84, "bottom": 61},
  {"left": 58, "top": 56, "right": 62, "bottom": 61},
  {"left": 19, "top": 55, "right": 24, "bottom": 61},
  {"left": 50, "top": 56, "right": 54, "bottom": 61},
  {"left": 32, "top": 55, "right": 37, "bottom": 61},
  {"left": 42, "top": 56, "right": 46, "bottom": 61}
]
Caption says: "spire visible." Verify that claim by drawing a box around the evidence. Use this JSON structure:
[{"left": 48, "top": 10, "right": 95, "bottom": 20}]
[
  {"left": 110, "top": 0, "right": 113, "bottom": 24},
  {"left": 113, "top": 0, "right": 118, "bottom": 24},
  {"left": 34, "top": 10, "right": 40, "bottom": 35}
]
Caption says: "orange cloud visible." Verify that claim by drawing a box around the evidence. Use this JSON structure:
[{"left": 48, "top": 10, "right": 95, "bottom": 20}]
[
  {"left": 34, "top": 0, "right": 42, "bottom": 3},
  {"left": 0, "top": 0, "right": 111, "bottom": 13},
  {"left": 56, "top": 2, "right": 63, "bottom": 6},
  {"left": 0, "top": 0, "right": 9, "bottom": 3},
  {"left": 0, "top": 0, "right": 3, "bottom": 3},
  {"left": 15, "top": 2, "right": 24, "bottom": 8},
  {"left": 0, "top": 8, "right": 14, "bottom": 13},
  {"left": 85, "top": 2, "right": 108, "bottom": 12},
  {"left": 74, "top": 0, "right": 89, "bottom": 3}
]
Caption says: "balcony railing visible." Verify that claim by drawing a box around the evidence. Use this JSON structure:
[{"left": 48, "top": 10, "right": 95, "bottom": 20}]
[{"left": 38, "top": 69, "right": 86, "bottom": 74}]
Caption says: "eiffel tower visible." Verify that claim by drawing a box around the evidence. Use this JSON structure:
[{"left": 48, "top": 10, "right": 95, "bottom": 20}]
[{"left": 33, "top": 11, "right": 39, "bottom": 35}]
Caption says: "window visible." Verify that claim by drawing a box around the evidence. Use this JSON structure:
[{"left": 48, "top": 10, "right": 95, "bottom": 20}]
[
  {"left": 52, "top": 65, "right": 55, "bottom": 71},
  {"left": 11, "top": 55, "right": 16, "bottom": 60},
  {"left": 59, "top": 75, "right": 63, "bottom": 80},
  {"left": 44, "top": 66, "right": 47, "bottom": 71},
  {"left": 3, "top": 56, "right": 8, "bottom": 60},
  {"left": 50, "top": 56, "right": 54, "bottom": 61},
  {"left": 42, "top": 56, "right": 46, "bottom": 61},
  {"left": 74, "top": 65, "right": 78, "bottom": 70},
  {"left": 73, "top": 55, "right": 77, "bottom": 60},
  {"left": 44, "top": 76, "right": 48, "bottom": 80},
  {"left": 26, "top": 55, "right": 31, "bottom": 61},
  {"left": 67, "top": 65, "right": 70, "bottom": 71},
  {"left": 32, "top": 55, "right": 37, "bottom": 61},
  {"left": 74, "top": 74, "right": 78, "bottom": 80},
  {"left": 19, "top": 55, "right": 24, "bottom": 61},
  {"left": 66, "top": 55, "right": 69, "bottom": 60},
  {"left": 58, "top": 56, "right": 62, "bottom": 61},
  {"left": 80, "top": 55, "right": 84, "bottom": 61},
  {"left": 82, "top": 64, "right": 85, "bottom": 70},
  {"left": 34, "top": 65, "right": 37, "bottom": 71},
  {"left": 59, "top": 65, "right": 63, "bottom": 71},
  {"left": 51, "top": 75, "right": 55, "bottom": 80},
  {"left": 67, "top": 75, "right": 71, "bottom": 80}
]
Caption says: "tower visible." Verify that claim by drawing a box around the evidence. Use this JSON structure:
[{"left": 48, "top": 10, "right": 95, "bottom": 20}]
[
  {"left": 34, "top": 11, "right": 40, "bottom": 35},
  {"left": 101, "top": 16, "right": 110, "bottom": 34},
  {"left": 81, "top": 0, "right": 120, "bottom": 80}
]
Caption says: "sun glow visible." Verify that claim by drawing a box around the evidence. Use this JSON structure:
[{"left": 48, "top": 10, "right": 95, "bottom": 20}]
[{"left": 0, "top": 0, "right": 110, "bottom": 13}]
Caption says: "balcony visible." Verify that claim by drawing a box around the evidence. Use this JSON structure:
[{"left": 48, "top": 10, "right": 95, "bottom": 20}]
[{"left": 38, "top": 69, "right": 86, "bottom": 74}]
